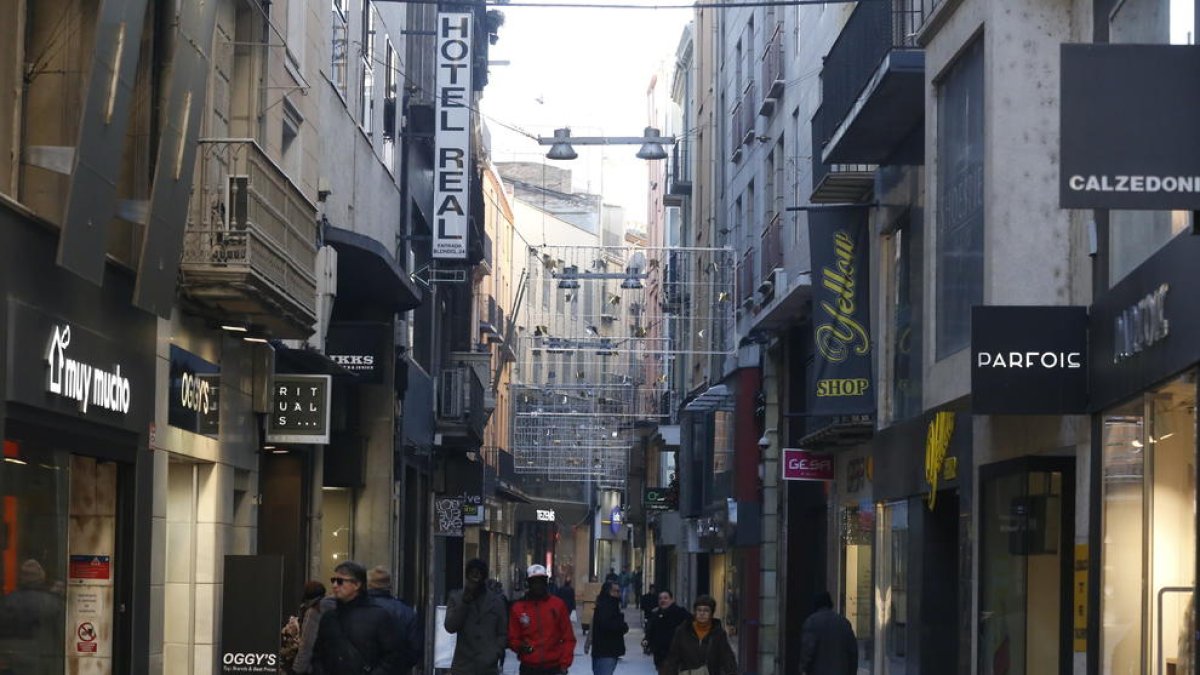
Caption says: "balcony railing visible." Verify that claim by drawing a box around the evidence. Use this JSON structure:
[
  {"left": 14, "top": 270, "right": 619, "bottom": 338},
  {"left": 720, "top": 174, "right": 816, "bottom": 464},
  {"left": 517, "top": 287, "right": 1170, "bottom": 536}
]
[
  {"left": 760, "top": 24, "right": 785, "bottom": 115},
  {"left": 740, "top": 80, "right": 757, "bottom": 144},
  {"left": 760, "top": 212, "right": 783, "bottom": 281},
  {"left": 818, "top": 0, "right": 926, "bottom": 159},
  {"left": 666, "top": 138, "right": 692, "bottom": 202},
  {"left": 737, "top": 248, "right": 755, "bottom": 309},
  {"left": 179, "top": 139, "right": 318, "bottom": 338},
  {"left": 731, "top": 99, "right": 745, "bottom": 160},
  {"left": 810, "top": 112, "right": 877, "bottom": 203},
  {"left": 437, "top": 365, "right": 487, "bottom": 444}
]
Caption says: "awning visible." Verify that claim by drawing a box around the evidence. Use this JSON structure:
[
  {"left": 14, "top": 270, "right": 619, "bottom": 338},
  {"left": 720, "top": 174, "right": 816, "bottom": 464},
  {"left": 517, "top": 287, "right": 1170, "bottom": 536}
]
[
  {"left": 270, "top": 340, "right": 354, "bottom": 376},
  {"left": 324, "top": 225, "right": 422, "bottom": 312},
  {"left": 683, "top": 384, "right": 734, "bottom": 413}
]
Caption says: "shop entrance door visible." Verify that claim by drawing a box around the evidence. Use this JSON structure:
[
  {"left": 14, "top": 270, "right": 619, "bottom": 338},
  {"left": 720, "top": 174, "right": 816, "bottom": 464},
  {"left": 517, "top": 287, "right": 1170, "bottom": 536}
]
[{"left": 979, "top": 457, "right": 1074, "bottom": 675}]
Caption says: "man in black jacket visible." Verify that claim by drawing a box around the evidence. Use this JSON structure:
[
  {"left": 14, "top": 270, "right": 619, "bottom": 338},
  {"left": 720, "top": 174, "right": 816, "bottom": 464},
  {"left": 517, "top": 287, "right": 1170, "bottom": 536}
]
[
  {"left": 642, "top": 589, "right": 690, "bottom": 672},
  {"left": 367, "top": 566, "right": 423, "bottom": 674},
  {"left": 313, "top": 561, "right": 405, "bottom": 674},
  {"left": 798, "top": 592, "right": 858, "bottom": 675},
  {"left": 445, "top": 559, "right": 509, "bottom": 675}
]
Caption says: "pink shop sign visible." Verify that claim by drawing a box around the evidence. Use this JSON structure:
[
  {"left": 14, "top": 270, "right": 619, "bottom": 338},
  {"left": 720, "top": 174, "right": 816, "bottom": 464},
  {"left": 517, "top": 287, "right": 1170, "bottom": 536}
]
[{"left": 782, "top": 449, "right": 835, "bottom": 481}]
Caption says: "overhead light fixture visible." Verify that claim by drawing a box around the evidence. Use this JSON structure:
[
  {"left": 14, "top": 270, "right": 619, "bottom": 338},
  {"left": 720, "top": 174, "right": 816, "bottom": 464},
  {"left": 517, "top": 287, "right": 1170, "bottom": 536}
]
[
  {"left": 635, "top": 127, "right": 669, "bottom": 161},
  {"left": 621, "top": 276, "right": 644, "bottom": 290},
  {"left": 545, "top": 128, "right": 578, "bottom": 160},
  {"left": 244, "top": 336, "right": 269, "bottom": 344},
  {"left": 221, "top": 324, "right": 248, "bottom": 333}
]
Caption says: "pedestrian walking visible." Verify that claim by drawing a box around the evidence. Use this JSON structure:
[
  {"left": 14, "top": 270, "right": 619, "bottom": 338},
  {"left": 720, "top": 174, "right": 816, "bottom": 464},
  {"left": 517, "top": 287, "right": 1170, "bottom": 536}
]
[
  {"left": 618, "top": 569, "right": 631, "bottom": 607},
  {"left": 639, "top": 584, "right": 657, "bottom": 631},
  {"left": 281, "top": 580, "right": 328, "bottom": 674},
  {"left": 556, "top": 578, "right": 577, "bottom": 616},
  {"left": 642, "top": 589, "right": 690, "bottom": 672},
  {"left": 445, "top": 559, "right": 509, "bottom": 675},
  {"left": 584, "top": 581, "right": 628, "bottom": 675},
  {"left": 311, "top": 561, "right": 406, "bottom": 674},
  {"left": 508, "top": 564, "right": 576, "bottom": 675},
  {"left": 798, "top": 592, "right": 858, "bottom": 675},
  {"left": 366, "top": 566, "right": 423, "bottom": 674},
  {"left": 661, "top": 595, "right": 737, "bottom": 675}
]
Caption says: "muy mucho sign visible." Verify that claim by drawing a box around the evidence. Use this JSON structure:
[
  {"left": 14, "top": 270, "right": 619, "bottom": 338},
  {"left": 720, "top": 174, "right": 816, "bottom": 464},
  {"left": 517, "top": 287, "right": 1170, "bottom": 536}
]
[{"left": 782, "top": 449, "right": 834, "bottom": 481}]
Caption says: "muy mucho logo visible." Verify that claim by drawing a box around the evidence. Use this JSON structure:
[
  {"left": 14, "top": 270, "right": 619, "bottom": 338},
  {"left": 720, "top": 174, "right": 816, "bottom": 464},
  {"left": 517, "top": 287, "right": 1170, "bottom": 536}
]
[{"left": 46, "top": 325, "right": 131, "bottom": 415}]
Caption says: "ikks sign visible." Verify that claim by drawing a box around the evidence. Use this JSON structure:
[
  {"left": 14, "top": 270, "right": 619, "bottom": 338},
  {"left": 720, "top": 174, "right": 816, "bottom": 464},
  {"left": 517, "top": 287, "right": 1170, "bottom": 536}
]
[
  {"left": 46, "top": 325, "right": 131, "bottom": 416},
  {"left": 267, "top": 375, "right": 331, "bottom": 444},
  {"left": 782, "top": 449, "right": 834, "bottom": 481},
  {"left": 326, "top": 322, "right": 389, "bottom": 384},
  {"left": 433, "top": 12, "right": 472, "bottom": 260},
  {"left": 971, "top": 306, "right": 1088, "bottom": 414},
  {"left": 1061, "top": 44, "right": 1200, "bottom": 210},
  {"left": 808, "top": 208, "right": 874, "bottom": 416}
]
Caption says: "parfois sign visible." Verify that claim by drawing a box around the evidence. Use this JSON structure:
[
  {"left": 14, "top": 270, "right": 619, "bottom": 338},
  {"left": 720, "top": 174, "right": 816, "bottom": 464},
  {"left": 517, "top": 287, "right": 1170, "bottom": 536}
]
[
  {"left": 971, "top": 306, "right": 1088, "bottom": 414},
  {"left": 433, "top": 13, "right": 472, "bottom": 260},
  {"left": 807, "top": 208, "right": 874, "bottom": 416}
]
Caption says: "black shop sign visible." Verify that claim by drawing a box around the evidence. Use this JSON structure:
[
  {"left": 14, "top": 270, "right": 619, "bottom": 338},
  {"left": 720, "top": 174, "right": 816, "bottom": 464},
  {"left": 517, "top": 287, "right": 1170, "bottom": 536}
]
[
  {"left": 971, "top": 306, "right": 1088, "bottom": 414},
  {"left": 1061, "top": 44, "right": 1200, "bottom": 210},
  {"left": 267, "top": 375, "right": 331, "bottom": 444},
  {"left": 220, "top": 556, "right": 284, "bottom": 673},
  {"left": 326, "top": 322, "right": 390, "bottom": 384},
  {"left": 168, "top": 345, "right": 220, "bottom": 436}
]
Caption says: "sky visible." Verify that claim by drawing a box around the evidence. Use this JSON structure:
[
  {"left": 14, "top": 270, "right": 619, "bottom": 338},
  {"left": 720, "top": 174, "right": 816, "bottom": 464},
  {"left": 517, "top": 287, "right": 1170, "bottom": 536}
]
[{"left": 480, "top": 1, "right": 692, "bottom": 227}]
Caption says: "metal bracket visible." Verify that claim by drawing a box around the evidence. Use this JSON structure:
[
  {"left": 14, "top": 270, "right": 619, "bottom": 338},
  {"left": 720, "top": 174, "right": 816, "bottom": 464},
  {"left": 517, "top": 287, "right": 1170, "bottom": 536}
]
[{"left": 24, "top": 146, "right": 76, "bottom": 175}]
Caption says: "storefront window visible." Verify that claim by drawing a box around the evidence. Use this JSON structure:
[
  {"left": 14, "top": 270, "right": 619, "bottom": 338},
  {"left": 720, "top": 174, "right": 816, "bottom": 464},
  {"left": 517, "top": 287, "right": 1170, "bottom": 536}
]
[
  {"left": 842, "top": 502, "right": 875, "bottom": 672},
  {"left": 0, "top": 441, "right": 69, "bottom": 673},
  {"left": 1101, "top": 372, "right": 1196, "bottom": 675},
  {"left": 321, "top": 487, "right": 354, "bottom": 582},
  {"left": 876, "top": 500, "right": 909, "bottom": 675}
]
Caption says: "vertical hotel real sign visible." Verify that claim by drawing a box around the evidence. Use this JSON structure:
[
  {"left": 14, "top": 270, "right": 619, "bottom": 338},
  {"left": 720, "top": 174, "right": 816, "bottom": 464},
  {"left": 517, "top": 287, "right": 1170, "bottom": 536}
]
[
  {"left": 434, "top": 13, "right": 472, "bottom": 260},
  {"left": 808, "top": 208, "right": 874, "bottom": 416}
]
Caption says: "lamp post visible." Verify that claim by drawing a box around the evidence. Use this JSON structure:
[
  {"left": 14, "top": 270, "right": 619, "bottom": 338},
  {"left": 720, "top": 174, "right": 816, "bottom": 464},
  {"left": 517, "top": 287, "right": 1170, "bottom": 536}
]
[{"left": 537, "top": 127, "right": 675, "bottom": 161}]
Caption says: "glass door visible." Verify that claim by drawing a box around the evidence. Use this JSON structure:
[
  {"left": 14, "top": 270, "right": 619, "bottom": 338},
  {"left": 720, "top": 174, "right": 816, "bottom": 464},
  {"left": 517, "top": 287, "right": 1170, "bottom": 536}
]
[
  {"left": 978, "top": 459, "right": 1073, "bottom": 675},
  {"left": 876, "top": 500, "right": 909, "bottom": 675},
  {"left": 1101, "top": 372, "right": 1197, "bottom": 675}
]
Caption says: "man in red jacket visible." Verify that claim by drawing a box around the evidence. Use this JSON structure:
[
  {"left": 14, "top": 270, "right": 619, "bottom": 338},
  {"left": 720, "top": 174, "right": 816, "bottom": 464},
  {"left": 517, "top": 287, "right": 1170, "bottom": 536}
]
[{"left": 508, "top": 564, "right": 576, "bottom": 675}]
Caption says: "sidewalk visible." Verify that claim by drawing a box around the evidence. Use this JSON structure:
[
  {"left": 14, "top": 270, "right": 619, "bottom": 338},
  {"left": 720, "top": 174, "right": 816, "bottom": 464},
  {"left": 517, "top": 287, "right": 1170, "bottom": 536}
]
[{"left": 503, "top": 608, "right": 657, "bottom": 675}]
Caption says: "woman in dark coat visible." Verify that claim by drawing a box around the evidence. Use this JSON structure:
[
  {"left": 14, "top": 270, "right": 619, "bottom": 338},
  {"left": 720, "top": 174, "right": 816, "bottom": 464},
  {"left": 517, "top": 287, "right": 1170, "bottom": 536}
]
[
  {"left": 585, "top": 581, "right": 628, "bottom": 675},
  {"left": 661, "top": 595, "right": 738, "bottom": 675}
]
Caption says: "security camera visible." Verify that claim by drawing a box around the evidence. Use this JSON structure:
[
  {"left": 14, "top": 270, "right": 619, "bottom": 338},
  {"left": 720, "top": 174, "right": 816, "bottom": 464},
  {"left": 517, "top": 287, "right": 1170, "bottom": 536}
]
[{"left": 757, "top": 434, "right": 770, "bottom": 449}]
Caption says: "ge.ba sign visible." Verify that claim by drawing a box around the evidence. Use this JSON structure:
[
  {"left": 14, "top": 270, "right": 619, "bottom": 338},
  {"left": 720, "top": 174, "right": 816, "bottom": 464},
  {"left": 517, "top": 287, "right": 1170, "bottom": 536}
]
[
  {"left": 782, "top": 449, "right": 834, "bottom": 481},
  {"left": 433, "top": 12, "right": 472, "bottom": 260}
]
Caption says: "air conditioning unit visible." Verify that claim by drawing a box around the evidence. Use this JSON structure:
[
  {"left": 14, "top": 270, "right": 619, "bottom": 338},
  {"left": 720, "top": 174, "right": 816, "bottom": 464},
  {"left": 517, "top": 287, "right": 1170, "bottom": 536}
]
[
  {"left": 759, "top": 268, "right": 786, "bottom": 302},
  {"left": 438, "top": 368, "right": 465, "bottom": 419}
]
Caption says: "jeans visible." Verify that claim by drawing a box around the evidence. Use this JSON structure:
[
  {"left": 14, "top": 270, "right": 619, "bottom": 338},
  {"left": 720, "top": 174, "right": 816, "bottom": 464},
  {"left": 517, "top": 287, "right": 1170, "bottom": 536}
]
[{"left": 593, "top": 656, "right": 619, "bottom": 675}]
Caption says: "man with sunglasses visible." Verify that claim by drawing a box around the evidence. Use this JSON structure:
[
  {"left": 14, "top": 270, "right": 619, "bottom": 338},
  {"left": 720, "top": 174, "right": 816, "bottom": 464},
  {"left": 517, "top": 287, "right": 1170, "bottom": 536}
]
[{"left": 313, "top": 561, "right": 406, "bottom": 674}]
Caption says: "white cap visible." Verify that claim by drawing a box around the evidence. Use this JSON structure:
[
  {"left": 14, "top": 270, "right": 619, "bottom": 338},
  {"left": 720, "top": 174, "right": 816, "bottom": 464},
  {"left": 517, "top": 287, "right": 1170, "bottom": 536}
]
[{"left": 527, "top": 564, "right": 549, "bottom": 578}]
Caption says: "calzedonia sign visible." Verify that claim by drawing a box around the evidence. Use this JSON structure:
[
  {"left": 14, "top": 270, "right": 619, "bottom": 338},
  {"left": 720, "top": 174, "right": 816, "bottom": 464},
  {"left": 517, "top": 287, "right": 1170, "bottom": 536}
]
[
  {"left": 432, "top": 12, "right": 472, "bottom": 260},
  {"left": 1061, "top": 44, "right": 1200, "bottom": 210},
  {"left": 971, "top": 306, "right": 1088, "bottom": 414},
  {"left": 267, "top": 375, "right": 332, "bottom": 444}
]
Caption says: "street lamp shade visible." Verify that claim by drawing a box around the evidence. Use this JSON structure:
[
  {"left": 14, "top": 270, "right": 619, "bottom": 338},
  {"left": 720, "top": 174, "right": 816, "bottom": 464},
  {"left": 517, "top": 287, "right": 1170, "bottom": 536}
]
[
  {"left": 635, "top": 126, "right": 668, "bottom": 161},
  {"left": 546, "top": 127, "right": 578, "bottom": 160}
]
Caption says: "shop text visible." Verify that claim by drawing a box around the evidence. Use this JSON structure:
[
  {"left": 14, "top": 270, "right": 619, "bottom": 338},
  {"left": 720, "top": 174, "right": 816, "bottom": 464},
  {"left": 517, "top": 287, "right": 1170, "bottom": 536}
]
[
  {"left": 815, "top": 230, "right": 870, "bottom": 363},
  {"left": 976, "top": 351, "right": 1083, "bottom": 369},
  {"left": 1067, "top": 174, "right": 1200, "bottom": 195}
]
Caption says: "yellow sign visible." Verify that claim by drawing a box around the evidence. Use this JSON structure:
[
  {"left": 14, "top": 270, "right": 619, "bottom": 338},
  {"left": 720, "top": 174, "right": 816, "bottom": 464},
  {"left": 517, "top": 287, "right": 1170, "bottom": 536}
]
[
  {"left": 1074, "top": 544, "right": 1088, "bottom": 652},
  {"left": 942, "top": 456, "right": 958, "bottom": 481},
  {"left": 924, "top": 411, "right": 955, "bottom": 510}
]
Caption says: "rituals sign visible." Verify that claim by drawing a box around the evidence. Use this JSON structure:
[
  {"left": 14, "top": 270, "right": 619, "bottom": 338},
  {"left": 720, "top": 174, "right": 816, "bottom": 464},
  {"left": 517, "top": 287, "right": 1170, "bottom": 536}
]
[{"left": 267, "top": 375, "right": 331, "bottom": 444}]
